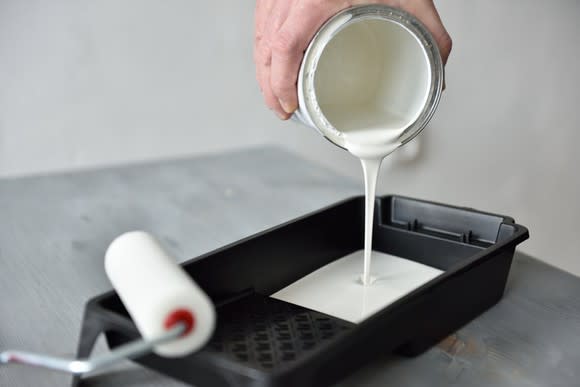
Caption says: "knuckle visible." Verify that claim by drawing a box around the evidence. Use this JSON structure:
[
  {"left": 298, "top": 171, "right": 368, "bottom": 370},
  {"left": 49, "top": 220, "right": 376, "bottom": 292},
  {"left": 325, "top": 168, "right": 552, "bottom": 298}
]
[
  {"left": 439, "top": 32, "right": 453, "bottom": 58},
  {"left": 255, "top": 45, "right": 271, "bottom": 67},
  {"left": 271, "top": 31, "right": 298, "bottom": 55}
]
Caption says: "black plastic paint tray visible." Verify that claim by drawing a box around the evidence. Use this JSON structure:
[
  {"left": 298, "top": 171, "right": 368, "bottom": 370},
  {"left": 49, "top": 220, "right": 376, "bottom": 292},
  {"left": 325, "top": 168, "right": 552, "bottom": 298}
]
[{"left": 74, "top": 195, "right": 528, "bottom": 387}]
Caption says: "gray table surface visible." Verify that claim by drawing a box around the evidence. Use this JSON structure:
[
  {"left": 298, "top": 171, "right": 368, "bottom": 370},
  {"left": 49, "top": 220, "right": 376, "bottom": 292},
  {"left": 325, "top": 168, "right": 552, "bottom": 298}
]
[{"left": 1, "top": 146, "right": 579, "bottom": 387}]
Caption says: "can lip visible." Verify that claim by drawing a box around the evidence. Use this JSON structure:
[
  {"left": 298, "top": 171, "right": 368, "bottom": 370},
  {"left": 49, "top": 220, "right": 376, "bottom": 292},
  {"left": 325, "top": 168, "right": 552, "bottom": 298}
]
[{"left": 296, "top": 4, "right": 444, "bottom": 151}]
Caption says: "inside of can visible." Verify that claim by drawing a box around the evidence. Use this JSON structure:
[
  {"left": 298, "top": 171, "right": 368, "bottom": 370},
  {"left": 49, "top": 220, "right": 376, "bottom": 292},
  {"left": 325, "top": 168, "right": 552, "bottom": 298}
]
[{"left": 313, "top": 18, "right": 432, "bottom": 142}]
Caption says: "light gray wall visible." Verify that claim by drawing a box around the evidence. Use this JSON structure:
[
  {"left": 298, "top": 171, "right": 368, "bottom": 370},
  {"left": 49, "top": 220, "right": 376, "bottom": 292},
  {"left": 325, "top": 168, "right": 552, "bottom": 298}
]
[{"left": 1, "top": 1, "right": 579, "bottom": 274}]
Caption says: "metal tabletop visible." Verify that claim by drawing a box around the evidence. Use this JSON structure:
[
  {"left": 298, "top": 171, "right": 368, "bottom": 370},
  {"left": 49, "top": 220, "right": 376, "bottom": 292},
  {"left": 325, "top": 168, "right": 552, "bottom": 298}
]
[{"left": 1, "top": 146, "right": 578, "bottom": 387}]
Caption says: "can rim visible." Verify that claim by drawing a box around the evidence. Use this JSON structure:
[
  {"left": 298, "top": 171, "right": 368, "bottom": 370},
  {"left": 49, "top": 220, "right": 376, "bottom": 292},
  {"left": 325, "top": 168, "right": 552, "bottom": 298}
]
[{"left": 296, "top": 5, "right": 444, "bottom": 151}]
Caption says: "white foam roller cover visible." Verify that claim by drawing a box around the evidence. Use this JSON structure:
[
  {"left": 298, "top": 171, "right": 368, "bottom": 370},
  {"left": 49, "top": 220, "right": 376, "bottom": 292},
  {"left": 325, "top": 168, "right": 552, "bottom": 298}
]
[{"left": 105, "top": 231, "right": 216, "bottom": 357}]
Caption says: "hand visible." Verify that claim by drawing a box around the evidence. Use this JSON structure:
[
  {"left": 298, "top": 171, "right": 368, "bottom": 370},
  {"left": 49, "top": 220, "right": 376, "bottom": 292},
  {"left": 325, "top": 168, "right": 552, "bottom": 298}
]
[{"left": 254, "top": 0, "right": 452, "bottom": 120}]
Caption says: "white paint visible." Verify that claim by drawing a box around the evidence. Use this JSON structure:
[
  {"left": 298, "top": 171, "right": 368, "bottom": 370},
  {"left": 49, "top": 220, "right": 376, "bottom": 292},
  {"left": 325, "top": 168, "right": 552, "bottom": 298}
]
[
  {"left": 359, "top": 157, "right": 382, "bottom": 285},
  {"left": 105, "top": 231, "right": 215, "bottom": 357},
  {"left": 271, "top": 250, "right": 443, "bottom": 323},
  {"left": 312, "top": 18, "right": 432, "bottom": 284}
]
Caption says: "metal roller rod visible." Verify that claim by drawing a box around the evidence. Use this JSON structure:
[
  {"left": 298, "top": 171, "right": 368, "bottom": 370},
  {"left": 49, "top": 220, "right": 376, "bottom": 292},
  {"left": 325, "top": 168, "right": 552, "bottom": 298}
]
[{"left": 0, "top": 323, "right": 186, "bottom": 375}]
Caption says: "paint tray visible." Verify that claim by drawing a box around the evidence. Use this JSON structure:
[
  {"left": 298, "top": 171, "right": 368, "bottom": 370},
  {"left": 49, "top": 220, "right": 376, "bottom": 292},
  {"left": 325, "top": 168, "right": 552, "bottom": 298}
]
[{"left": 74, "top": 195, "right": 528, "bottom": 387}]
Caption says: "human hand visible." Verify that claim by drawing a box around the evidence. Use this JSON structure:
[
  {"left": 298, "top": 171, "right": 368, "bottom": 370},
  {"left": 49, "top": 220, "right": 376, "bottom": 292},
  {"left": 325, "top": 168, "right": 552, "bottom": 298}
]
[{"left": 254, "top": 0, "right": 452, "bottom": 120}]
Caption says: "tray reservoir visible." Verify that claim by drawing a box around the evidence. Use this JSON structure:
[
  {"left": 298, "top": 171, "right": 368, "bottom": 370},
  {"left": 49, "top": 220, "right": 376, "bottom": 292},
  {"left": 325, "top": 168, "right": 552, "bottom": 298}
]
[{"left": 272, "top": 250, "right": 443, "bottom": 323}]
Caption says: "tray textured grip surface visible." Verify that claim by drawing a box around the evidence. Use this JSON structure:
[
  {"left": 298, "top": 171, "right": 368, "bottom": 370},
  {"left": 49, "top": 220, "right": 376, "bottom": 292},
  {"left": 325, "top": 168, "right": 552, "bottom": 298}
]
[
  {"left": 75, "top": 195, "right": 529, "bottom": 387},
  {"left": 207, "top": 294, "right": 353, "bottom": 369}
]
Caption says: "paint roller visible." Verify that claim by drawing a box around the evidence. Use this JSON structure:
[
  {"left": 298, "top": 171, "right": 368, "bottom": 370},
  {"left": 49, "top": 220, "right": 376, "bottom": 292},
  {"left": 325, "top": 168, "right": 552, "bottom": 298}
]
[{"left": 0, "top": 231, "right": 215, "bottom": 373}]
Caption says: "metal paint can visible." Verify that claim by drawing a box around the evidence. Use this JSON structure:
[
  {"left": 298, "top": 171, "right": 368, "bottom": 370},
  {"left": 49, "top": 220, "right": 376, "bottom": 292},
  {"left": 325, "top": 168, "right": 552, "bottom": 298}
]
[{"left": 292, "top": 5, "right": 444, "bottom": 152}]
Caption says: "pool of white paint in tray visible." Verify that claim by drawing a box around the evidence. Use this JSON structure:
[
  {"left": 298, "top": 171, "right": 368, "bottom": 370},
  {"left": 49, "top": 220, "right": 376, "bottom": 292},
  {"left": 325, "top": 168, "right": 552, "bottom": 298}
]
[{"left": 271, "top": 250, "right": 443, "bottom": 324}]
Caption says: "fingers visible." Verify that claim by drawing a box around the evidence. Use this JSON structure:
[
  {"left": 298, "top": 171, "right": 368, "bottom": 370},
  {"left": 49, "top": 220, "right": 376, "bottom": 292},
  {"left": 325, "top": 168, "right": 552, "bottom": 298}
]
[
  {"left": 254, "top": 0, "right": 293, "bottom": 119},
  {"left": 269, "top": 27, "right": 302, "bottom": 116},
  {"left": 254, "top": 0, "right": 268, "bottom": 43},
  {"left": 256, "top": 44, "right": 285, "bottom": 119},
  {"left": 264, "top": 1, "right": 295, "bottom": 118},
  {"left": 254, "top": 0, "right": 273, "bottom": 90},
  {"left": 270, "top": 2, "right": 344, "bottom": 117}
]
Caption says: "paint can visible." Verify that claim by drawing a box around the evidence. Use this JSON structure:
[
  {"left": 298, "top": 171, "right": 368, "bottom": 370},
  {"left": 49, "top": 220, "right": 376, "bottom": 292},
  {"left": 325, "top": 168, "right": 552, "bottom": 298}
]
[{"left": 292, "top": 5, "right": 444, "bottom": 152}]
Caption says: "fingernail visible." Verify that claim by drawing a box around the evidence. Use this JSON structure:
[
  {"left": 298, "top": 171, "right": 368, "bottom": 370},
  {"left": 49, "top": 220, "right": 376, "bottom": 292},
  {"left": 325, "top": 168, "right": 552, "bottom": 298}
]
[{"left": 279, "top": 99, "right": 297, "bottom": 115}]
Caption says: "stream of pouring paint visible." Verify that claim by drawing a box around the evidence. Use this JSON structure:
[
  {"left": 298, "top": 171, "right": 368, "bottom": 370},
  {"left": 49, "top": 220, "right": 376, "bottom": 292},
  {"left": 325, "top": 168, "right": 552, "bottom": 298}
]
[{"left": 342, "top": 128, "right": 402, "bottom": 286}]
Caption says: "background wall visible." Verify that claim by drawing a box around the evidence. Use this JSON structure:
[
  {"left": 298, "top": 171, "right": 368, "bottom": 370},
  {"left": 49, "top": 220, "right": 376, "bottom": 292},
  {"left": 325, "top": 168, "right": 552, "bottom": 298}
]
[{"left": 1, "top": 1, "right": 579, "bottom": 273}]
